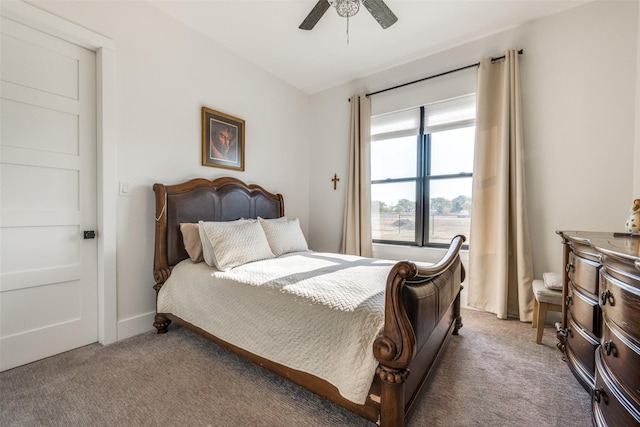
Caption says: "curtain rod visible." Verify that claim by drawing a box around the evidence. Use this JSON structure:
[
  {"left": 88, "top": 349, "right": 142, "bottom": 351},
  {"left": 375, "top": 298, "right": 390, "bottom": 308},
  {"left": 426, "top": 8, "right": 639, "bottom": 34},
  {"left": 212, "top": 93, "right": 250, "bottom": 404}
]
[{"left": 353, "top": 49, "right": 523, "bottom": 100}]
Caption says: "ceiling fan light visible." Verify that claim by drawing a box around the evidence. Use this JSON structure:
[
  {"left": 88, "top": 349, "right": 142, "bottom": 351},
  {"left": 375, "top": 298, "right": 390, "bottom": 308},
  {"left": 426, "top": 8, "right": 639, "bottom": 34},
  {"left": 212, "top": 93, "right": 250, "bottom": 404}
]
[{"left": 333, "top": 0, "right": 360, "bottom": 18}]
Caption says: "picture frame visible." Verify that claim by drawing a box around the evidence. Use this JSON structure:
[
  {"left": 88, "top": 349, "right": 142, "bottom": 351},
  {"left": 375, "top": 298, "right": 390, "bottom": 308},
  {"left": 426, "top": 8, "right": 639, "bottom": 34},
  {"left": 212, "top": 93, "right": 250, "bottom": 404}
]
[{"left": 201, "top": 106, "right": 245, "bottom": 171}]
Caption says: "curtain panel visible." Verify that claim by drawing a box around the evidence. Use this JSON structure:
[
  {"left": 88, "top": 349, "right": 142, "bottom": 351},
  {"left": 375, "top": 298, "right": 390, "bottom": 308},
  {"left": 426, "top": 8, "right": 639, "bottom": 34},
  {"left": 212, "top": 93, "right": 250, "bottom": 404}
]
[
  {"left": 467, "top": 49, "right": 534, "bottom": 321},
  {"left": 341, "top": 94, "right": 373, "bottom": 257}
]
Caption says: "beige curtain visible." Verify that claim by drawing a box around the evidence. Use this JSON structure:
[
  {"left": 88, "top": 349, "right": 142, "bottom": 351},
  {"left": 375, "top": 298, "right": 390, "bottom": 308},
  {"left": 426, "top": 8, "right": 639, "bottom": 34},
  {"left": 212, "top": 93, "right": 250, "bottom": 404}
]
[
  {"left": 467, "top": 49, "right": 534, "bottom": 321},
  {"left": 340, "top": 94, "right": 373, "bottom": 257}
]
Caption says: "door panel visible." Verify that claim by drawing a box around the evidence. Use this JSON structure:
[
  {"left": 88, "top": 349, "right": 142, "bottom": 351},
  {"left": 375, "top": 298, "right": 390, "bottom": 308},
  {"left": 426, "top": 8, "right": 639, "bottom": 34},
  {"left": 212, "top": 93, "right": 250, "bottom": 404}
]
[
  {"left": 1, "top": 281, "right": 83, "bottom": 336},
  {"left": 1, "top": 21, "right": 79, "bottom": 99},
  {"left": 2, "top": 163, "right": 79, "bottom": 210},
  {"left": 0, "top": 16, "right": 97, "bottom": 371},
  {"left": 1, "top": 225, "right": 80, "bottom": 272},
  {"left": 2, "top": 98, "right": 79, "bottom": 154}
]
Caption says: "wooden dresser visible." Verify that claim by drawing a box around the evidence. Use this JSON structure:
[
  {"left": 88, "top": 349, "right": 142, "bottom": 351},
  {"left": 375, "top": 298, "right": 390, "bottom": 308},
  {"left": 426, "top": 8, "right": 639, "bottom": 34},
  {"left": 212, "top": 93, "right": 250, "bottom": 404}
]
[{"left": 556, "top": 231, "right": 640, "bottom": 426}]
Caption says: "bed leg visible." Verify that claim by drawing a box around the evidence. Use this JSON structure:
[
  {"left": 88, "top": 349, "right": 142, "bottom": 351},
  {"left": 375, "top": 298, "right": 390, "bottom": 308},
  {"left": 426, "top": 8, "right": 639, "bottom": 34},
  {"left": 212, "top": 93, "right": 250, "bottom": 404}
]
[
  {"left": 452, "top": 285, "right": 463, "bottom": 335},
  {"left": 376, "top": 366, "right": 408, "bottom": 427},
  {"left": 153, "top": 314, "right": 171, "bottom": 334},
  {"left": 453, "top": 314, "right": 463, "bottom": 335}
]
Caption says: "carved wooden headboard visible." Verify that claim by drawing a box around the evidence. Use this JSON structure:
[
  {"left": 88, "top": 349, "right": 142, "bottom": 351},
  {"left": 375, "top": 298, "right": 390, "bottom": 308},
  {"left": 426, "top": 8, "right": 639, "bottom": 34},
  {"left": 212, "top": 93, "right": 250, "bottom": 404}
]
[{"left": 152, "top": 177, "right": 284, "bottom": 285}]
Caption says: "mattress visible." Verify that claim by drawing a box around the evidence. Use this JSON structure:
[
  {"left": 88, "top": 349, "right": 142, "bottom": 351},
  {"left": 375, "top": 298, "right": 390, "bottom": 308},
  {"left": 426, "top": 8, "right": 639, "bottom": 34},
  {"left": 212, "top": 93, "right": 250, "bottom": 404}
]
[{"left": 157, "top": 251, "right": 396, "bottom": 404}]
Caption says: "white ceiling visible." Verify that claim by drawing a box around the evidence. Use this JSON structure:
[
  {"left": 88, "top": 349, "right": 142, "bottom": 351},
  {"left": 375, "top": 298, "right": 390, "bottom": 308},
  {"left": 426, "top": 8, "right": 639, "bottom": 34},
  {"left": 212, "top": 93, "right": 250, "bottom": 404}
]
[{"left": 148, "top": 0, "right": 590, "bottom": 94}]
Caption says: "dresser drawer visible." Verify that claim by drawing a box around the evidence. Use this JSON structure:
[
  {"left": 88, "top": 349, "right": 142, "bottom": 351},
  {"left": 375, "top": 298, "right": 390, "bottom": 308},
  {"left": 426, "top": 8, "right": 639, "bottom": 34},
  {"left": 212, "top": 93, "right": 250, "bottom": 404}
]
[
  {"left": 568, "top": 252, "right": 599, "bottom": 297},
  {"left": 568, "top": 284, "right": 600, "bottom": 337},
  {"left": 601, "top": 316, "right": 640, "bottom": 402},
  {"left": 593, "top": 351, "right": 640, "bottom": 427},
  {"left": 600, "top": 270, "right": 640, "bottom": 339},
  {"left": 558, "top": 231, "right": 640, "bottom": 427},
  {"left": 566, "top": 317, "right": 598, "bottom": 386}
]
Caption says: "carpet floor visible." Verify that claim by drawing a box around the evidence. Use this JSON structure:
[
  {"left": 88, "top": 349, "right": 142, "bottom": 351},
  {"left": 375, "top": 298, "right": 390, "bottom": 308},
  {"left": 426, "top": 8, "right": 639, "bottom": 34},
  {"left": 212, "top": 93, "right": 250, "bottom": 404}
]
[{"left": 0, "top": 308, "right": 592, "bottom": 426}]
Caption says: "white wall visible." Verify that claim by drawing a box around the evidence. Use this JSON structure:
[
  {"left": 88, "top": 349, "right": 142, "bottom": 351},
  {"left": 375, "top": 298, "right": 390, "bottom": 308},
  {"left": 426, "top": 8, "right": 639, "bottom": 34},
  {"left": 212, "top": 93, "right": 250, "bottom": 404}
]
[
  {"left": 30, "top": 0, "right": 311, "bottom": 339},
  {"left": 309, "top": 0, "right": 639, "bottom": 281},
  {"left": 521, "top": 0, "right": 637, "bottom": 275},
  {"left": 636, "top": 0, "right": 640, "bottom": 197}
]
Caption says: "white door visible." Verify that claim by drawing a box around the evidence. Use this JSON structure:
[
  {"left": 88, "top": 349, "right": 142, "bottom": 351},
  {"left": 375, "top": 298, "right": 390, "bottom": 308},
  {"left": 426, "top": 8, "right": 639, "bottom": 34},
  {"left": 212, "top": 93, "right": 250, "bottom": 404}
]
[{"left": 0, "top": 16, "right": 98, "bottom": 371}]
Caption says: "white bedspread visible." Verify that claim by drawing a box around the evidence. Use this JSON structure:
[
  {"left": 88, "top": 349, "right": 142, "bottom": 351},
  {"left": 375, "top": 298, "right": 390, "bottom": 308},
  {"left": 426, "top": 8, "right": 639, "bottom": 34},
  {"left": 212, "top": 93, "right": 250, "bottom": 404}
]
[{"left": 157, "top": 251, "right": 395, "bottom": 404}]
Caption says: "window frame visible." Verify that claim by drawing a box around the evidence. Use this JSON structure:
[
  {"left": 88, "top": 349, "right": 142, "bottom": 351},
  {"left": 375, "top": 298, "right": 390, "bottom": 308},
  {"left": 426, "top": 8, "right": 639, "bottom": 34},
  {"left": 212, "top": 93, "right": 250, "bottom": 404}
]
[{"left": 371, "top": 105, "right": 474, "bottom": 249}]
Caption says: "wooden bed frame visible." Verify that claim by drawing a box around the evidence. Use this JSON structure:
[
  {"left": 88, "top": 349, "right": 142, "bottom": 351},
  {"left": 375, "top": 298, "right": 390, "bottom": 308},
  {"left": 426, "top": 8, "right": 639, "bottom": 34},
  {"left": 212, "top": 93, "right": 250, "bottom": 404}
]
[{"left": 152, "top": 177, "right": 466, "bottom": 427}]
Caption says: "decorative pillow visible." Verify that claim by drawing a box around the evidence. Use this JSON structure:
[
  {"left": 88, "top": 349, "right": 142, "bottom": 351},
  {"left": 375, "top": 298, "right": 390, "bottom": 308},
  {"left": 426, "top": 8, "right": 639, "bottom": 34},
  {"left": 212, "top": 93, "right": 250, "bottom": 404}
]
[
  {"left": 180, "top": 223, "right": 204, "bottom": 263},
  {"left": 198, "top": 220, "right": 275, "bottom": 271},
  {"left": 196, "top": 218, "right": 254, "bottom": 266},
  {"left": 257, "top": 216, "right": 287, "bottom": 223},
  {"left": 258, "top": 217, "right": 309, "bottom": 256},
  {"left": 543, "top": 272, "right": 562, "bottom": 290}
]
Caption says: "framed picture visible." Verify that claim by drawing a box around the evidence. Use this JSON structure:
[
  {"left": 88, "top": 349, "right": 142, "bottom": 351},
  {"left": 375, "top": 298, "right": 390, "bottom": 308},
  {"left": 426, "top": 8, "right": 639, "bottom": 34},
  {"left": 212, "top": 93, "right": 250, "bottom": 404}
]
[{"left": 201, "top": 107, "right": 245, "bottom": 171}]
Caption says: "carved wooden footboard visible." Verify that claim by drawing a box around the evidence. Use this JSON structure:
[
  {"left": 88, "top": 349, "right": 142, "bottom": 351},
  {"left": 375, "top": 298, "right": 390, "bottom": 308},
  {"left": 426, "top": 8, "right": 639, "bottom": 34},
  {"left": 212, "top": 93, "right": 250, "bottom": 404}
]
[
  {"left": 374, "top": 236, "right": 465, "bottom": 426},
  {"left": 152, "top": 177, "right": 465, "bottom": 427}
]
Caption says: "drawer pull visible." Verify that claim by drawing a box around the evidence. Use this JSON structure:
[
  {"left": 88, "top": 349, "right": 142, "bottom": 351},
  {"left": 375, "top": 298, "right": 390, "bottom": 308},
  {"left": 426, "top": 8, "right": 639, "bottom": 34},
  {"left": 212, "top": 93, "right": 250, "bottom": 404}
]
[
  {"left": 565, "top": 262, "right": 574, "bottom": 273},
  {"left": 603, "top": 340, "right": 616, "bottom": 356},
  {"left": 593, "top": 388, "right": 607, "bottom": 404},
  {"left": 600, "top": 290, "right": 613, "bottom": 306},
  {"left": 565, "top": 295, "right": 572, "bottom": 306}
]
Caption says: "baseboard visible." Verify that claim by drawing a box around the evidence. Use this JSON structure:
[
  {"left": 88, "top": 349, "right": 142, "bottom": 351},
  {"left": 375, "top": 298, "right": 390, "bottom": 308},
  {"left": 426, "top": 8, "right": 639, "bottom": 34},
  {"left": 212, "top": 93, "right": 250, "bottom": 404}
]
[{"left": 117, "top": 311, "right": 155, "bottom": 341}]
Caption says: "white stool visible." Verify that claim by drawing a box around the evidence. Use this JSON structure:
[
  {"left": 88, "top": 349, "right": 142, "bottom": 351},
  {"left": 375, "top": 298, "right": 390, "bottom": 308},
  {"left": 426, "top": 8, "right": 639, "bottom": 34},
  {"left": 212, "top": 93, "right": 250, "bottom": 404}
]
[{"left": 532, "top": 279, "right": 563, "bottom": 344}]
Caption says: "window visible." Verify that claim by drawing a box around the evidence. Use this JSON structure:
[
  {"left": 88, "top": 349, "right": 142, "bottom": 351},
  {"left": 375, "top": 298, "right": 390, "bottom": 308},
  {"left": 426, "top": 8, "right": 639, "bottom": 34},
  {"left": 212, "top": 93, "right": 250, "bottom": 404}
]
[{"left": 370, "top": 94, "right": 475, "bottom": 247}]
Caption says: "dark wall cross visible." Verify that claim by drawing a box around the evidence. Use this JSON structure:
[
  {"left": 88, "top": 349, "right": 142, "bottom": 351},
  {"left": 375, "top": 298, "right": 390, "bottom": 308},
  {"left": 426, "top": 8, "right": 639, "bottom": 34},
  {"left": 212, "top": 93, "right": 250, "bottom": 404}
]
[{"left": 331, "top": 174, "right": 340, "bottom": 190}]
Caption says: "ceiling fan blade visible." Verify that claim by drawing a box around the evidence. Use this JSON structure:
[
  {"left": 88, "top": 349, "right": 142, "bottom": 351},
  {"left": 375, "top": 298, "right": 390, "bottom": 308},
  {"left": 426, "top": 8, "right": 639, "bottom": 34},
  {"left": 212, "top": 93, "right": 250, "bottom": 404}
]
[
  {"left": 363, "top": 0, "right": 398, "bottom": 29},
  {"left": 299, "top": 0, "right": 331, "bottom": 30}
]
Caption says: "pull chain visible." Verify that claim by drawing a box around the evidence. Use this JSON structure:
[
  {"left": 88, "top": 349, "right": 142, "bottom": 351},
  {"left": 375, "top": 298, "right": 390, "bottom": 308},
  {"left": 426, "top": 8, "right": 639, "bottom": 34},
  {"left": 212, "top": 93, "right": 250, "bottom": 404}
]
[{"left": 346, "top": 13, "right": 350, "bottom": 44}]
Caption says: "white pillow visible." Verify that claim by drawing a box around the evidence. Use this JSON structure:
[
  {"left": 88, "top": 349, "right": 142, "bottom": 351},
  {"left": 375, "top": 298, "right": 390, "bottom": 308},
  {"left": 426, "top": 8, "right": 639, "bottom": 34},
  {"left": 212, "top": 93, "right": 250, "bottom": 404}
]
[
  {"left": 197, "top": 218, "right": 253, "bottom": 266},
  {"left": 543, "top": 272, "right": 563, "bottom": 290},
  {"left": 257, "top": 216, "right": 287, "bottom": 223},
  {"left": 198, "top": 221, "right": 217, "bottom": 267},
  {"left": 198, "top": 220, "right": 275, "bottom": 271},
  {"left": 258, "top": 217, "right": 309, "bottom": 256}
]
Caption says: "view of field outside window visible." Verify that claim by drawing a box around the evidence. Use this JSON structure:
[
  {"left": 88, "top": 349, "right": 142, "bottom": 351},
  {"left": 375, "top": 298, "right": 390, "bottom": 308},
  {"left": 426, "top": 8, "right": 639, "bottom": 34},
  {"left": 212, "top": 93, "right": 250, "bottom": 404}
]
[{"left": 370, "top": 100, "right": 475, "bottom": 246}]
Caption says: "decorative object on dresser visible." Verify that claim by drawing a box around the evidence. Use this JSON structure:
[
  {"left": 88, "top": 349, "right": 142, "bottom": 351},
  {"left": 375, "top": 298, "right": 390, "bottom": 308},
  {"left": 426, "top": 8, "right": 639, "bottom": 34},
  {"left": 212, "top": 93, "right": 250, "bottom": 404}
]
[
  {"left": 152, "top": 176, "right": 466, "bottom": 427},
  {"left": 556, "top": 231, "right": 640, "bottom": 426},
  {"left": 625, "top": 198, "right": 640, "bottom": 234}
]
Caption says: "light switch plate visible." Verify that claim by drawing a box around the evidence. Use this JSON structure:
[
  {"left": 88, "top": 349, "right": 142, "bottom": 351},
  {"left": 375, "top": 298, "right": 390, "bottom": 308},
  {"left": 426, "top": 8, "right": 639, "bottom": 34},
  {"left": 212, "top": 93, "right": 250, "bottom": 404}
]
[{"left": 119, "top": 181, "right": 130, "bottom": 196}]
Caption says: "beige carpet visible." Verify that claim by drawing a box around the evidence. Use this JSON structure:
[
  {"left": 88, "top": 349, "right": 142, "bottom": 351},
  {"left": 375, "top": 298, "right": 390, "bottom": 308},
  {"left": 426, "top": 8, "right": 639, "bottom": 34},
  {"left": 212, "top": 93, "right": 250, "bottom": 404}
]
[{"left": 0, "top": 308, "right": 592, "bottom": 426}]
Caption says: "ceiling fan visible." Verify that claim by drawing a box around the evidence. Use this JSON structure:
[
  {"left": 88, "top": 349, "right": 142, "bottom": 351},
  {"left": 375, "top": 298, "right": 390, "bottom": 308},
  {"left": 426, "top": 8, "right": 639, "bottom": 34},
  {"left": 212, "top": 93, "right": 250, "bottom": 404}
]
[{"left": 299, "top": 0, "right": 398, "bottom": 31}]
